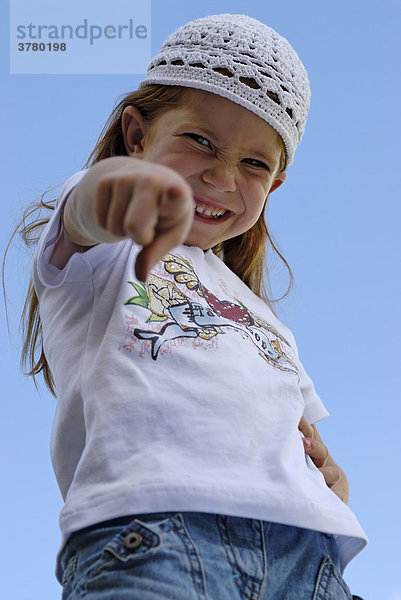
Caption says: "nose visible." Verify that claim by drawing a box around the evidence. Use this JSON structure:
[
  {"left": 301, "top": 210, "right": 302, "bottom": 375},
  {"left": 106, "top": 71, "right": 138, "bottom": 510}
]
[{"left": 201, "top": 161, "right": 237, "bottom": 193}]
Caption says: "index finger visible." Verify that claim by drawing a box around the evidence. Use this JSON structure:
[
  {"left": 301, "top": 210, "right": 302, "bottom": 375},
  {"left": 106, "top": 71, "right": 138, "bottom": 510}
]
[
  {"left": 303, "top": 437, "right": 329, "bottom": 469},
  {"left": 135, "top": 187, "right": 194, "bottom": 281}
]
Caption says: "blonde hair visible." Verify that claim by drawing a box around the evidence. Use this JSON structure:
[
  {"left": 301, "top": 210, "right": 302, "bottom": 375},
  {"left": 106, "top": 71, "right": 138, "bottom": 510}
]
[{"left": 14, "top": 84, "right": 293, "bottom": 396}]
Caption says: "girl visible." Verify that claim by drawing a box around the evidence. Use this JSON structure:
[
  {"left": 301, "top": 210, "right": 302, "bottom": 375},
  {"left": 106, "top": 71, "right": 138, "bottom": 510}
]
[{"left": 22, "top": 14, "right": 367, "bottom": 600}]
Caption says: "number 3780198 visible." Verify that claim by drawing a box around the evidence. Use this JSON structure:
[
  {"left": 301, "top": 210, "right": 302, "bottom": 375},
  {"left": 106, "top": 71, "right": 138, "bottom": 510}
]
[{"left": 18, "top": 42, "right": 67, "bottom": 51}]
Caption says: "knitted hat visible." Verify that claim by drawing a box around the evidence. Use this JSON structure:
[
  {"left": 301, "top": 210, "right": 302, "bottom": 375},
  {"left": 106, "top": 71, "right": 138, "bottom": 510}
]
[{"left": 138, "top": 14, "right": 311, "bottom": 168}]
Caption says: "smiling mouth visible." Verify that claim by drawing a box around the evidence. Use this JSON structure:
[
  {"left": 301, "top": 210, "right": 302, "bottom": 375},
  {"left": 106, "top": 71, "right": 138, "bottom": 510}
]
[{"left": 193, "top": 198, "right": 231, "bottom": 221}]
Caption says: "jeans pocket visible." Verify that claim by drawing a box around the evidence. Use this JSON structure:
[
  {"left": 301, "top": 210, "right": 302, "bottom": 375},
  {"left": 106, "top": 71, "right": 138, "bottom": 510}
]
[
  {"left": 103, "top": 519, "right": 161, "bottom": 562},
  {"left": 75, "top": 513, "right": 184, "bottom": 590},
  {"left": 313, "top": 556, "right": 353, "bottom": 600}
]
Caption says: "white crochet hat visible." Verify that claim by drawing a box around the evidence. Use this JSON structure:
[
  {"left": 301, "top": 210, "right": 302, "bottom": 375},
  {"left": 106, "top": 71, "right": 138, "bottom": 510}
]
[{"left": 139, "top": 14, "right": 311, "bottom": 168}]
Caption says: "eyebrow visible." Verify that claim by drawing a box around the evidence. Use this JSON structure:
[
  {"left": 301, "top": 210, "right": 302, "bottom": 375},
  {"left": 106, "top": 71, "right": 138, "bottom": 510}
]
[{"left": 180, "top": 120, "right": 280, "bottom": 168}]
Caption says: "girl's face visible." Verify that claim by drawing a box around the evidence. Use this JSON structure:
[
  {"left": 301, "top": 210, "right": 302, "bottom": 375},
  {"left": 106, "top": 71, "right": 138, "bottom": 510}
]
[{"left": 123, "top": 89, "right": 286, "bottom": 250}]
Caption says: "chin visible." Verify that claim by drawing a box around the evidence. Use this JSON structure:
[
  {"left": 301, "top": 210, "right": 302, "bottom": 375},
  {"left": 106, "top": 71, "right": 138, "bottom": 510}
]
[
  {"left": 182, "top": 226, "right": 213, "bottom": 250},
  {"left": 183, "top": 236, "right": 212, "bottom": 250}
]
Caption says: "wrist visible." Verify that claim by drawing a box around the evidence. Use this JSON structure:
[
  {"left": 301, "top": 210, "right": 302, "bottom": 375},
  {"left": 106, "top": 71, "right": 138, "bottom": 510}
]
[{"left": 63, "top": 188, "right": 123, "bottom": 246}]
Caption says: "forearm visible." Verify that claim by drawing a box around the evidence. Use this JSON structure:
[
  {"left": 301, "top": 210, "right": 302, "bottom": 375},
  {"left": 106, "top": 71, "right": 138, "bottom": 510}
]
[
  {"left": 50, "top": 157, "right": 141, "bottom": 269},
  {"left": 50, "top": 155, "right": 194, "bottom": 276},
  {"left": 63, "top": 156, "right": 142, "bottom": 245}
]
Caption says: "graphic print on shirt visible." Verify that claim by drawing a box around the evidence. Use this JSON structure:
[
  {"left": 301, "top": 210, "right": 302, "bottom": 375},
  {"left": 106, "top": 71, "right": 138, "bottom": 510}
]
[{"left": 123, "top": 253, "right": 298, "bottom": 374}]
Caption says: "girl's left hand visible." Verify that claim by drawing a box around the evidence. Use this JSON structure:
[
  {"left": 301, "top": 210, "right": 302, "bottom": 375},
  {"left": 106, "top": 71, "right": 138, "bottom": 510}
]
[{"left": 298, "top": 417, "right": 350, "bottom": 504}]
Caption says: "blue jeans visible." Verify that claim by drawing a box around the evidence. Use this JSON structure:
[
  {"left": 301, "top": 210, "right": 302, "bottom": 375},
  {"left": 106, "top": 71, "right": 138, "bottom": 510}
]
[{"left": 60, "top": 512, "right": 356, "bottom": 599}]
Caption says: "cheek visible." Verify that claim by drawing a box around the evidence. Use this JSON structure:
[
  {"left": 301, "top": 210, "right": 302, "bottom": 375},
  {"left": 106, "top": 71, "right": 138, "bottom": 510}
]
[
  {"left": 163, "top": 158, "right": 195, "bottom": 177},
  {"left": 242, "top": 184, "right": 267, "bottom": 220},
  {"left": 144, "top": 150, "right": 202, "bottom": 178}
]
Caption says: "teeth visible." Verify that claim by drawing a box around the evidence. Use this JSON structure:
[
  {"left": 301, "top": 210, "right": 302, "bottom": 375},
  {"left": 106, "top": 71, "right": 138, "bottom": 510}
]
[{"left": 195, "top": 202, "right": 227, "bottom": 218}]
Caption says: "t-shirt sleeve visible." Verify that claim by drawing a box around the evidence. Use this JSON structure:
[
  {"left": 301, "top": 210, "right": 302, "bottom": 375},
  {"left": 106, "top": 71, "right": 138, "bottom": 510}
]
[
  {"left": 35, "top": 171, "right": 88, "bottom": 288},
  {"left": 278, "top": 322, "right": 329, "bottom": 424},
  {"left": 298, "top": 358, "right": 329, "bottom": 424}
]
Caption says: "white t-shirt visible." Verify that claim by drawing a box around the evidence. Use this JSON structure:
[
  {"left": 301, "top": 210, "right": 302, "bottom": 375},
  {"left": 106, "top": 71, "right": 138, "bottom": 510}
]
[{"left": 33, "top": 172, "right": 367, "bottom": 579}]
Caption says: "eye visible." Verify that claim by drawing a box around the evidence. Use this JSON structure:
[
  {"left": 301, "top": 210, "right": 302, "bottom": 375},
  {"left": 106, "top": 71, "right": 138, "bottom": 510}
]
[
  {"left": 243, "top": 158, "right": 270, "bottom": 171},
  {"left": 184, "top": 133, "right": 212, "bottom": 148}
]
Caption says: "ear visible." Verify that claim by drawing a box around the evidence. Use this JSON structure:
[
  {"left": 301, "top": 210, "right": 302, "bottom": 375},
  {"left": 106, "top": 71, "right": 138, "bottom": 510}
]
[
  {"left": 121, "top": 105, "right": 147, "bottom": 156},
  {"left": 268, "top": 171, "right": 287, "bottom": 194}
]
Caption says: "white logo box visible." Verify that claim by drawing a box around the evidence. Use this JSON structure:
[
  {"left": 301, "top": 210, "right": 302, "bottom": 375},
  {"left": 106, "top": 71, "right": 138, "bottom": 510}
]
[{"left": 10, "top": 0, "right": 151, "bottom": 74}]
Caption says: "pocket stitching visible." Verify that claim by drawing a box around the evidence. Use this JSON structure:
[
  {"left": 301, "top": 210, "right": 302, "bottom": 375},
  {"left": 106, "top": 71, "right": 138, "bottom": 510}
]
[
  {"left": 314, "top": 556, "right": 351, "bottom": 600},
  {"left": 330, "top": 563, "right": 352, "bottom": 597},
  {"left": 61, "top": 553, "right": 78, "bottom": 586},
  {"left": 216, "top": 515, "right": 265, "bottom": 599}
]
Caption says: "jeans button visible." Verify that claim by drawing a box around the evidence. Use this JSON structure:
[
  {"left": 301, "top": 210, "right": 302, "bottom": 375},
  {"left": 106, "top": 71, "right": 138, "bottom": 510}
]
[{"left": 123, "top": 531, "right": 143, "bottom": 551}]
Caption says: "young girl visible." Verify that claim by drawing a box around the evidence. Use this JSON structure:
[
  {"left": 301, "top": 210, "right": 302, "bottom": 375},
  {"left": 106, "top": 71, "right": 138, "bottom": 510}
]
[{"left": 23, "top": 14, "right": 367, "bottom": 600}]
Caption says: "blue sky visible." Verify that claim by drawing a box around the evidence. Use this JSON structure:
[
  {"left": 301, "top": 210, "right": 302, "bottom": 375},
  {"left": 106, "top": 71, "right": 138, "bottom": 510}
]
[{"left": 1, "top": 1, "right": 400, "bottom": 598}]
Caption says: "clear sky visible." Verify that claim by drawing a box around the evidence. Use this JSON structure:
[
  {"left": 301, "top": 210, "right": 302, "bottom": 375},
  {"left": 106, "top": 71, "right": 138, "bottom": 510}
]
[{"left": 1, "top": 1, "right": 400, "bottom": 599}]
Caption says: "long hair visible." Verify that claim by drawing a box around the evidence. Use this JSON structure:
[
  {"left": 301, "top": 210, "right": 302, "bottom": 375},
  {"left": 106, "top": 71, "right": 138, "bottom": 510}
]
[{"left": 15, "top": 84, "right": 293, "bottom": 396}]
